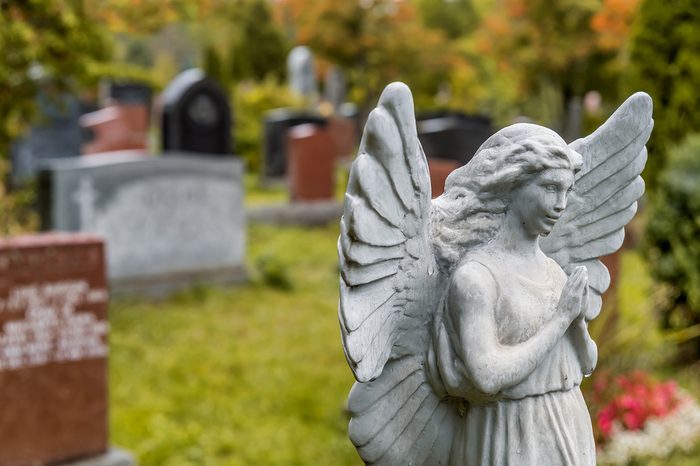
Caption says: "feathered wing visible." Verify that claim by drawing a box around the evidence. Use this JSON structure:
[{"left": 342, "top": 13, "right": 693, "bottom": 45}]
[
  {"left": 339, "top": 82, "right": 457, "bottom": 465},
  {"left": 541, "top": 92, "right": 653, "bottom": 321}
]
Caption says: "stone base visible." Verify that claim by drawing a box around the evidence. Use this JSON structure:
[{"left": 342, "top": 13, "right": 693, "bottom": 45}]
[
  {"left": 247, "top": 201, "right": 343, "bottom": 226},
  {"left": 110, "top": 265, "right": 247, "bottom": 298},
  {"left": 62, "top": 448, "right": 136, "bottom": 466}
]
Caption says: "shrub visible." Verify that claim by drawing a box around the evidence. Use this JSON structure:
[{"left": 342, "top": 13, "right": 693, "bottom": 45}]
[
  {"left": 645, "top": 134, "right": 700, "bottom": 358},
  {"left": 232, "top": 78, "right": 305, "bottom": 173},
  {"left": 626, "top": 0, "right": 700, "bottom": 191}
]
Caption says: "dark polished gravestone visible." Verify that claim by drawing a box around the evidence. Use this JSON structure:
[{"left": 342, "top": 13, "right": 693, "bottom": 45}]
[
  {"left": 160, "top": 68, "right": 233, "bottom": 156},
  {"left": 37, "top": 152, "right": 246, "bottom": 296},
  {"left": 416, "top": 112, "right": 495, "bottom": 165},
  {"left": 0, "top": 234, "right": 110, "bottom": 466},
  {"left": 262, "top": 109, "right": 327, "bottom": 179}
]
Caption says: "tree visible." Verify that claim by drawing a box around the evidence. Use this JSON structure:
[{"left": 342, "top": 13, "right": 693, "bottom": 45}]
[
  {"left": 274, "top": 0, "right": 456, "bottom": 110},
  {"left": 415, "top": 0, "right": 478, "bottom": 39},
  {"left": 626, "top": 0, "right": 700, "bottom": 191},
  {"left": 474, "top": 0, "right": 639, "bottom": 138},
  {"left": 0, "top": 0, "right": 111, "bottom": 233},
  {"left": 645, "top": 134, "right": 700, "bottom": 359}
]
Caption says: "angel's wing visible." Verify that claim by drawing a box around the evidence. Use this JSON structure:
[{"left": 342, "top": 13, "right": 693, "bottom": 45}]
[
  {"left": 339, "top": 83, "right": 457, "bottom": 465},
  {"left": 339, "top": 82, "right": 439, "bottom": 383},
  {"left": 541, "top": 92, "right": 653, "bottom": 320}
]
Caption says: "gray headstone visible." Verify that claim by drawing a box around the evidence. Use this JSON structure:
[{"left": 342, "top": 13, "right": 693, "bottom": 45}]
[
  {"left": 38, "top": 152, "right": 246, "bottom": 295},
  {"left": 324, "top": 67, "right": 346, "bottom": 110},
  {"left": 10, "top": 93, "right": 93, "bottom": 182},
  {"left": 287, "top": 46, "right": 317, "bottom": 99},
  {"left": 160, "top": 69, "right": 232, "bottom": 156}
]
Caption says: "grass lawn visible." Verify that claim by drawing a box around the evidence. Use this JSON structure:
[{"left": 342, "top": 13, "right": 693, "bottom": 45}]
[
  {"left": 110, "top": 223, "right": 359, "bottom": 466},
  {"left": 110, "top": 224, "right": 700, "bottom": 465}
]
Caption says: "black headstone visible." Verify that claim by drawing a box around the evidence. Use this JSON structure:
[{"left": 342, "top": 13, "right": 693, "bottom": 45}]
[
  {"left": 160, "top": 69, "right": 232, "bottom": 155},
  {"left": 263, "top": 109, "right": 327, "bottom": 178},
  {"left": 417, "top": 112, "right": 494, "bottom": 165},
  {"left": 102, "top": 81, "right": 152, "bottom": 106}
]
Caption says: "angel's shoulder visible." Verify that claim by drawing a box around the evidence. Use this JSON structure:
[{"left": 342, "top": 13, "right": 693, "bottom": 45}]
[{"left": 449, "top": 258, "right": 499, "bottom": 303}]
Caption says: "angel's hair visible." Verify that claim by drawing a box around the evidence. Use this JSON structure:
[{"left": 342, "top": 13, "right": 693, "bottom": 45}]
[{"left": 429, "top": 123, "right": 583, "bottom": 271}]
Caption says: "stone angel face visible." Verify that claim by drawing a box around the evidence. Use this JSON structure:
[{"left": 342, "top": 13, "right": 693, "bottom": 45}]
[{"left": 338, "top": 82, "right": 652, "bottom": 466}]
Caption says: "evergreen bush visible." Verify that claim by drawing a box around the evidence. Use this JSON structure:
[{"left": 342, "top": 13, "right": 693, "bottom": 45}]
[{"left": 645, "top": 134, "right": 700, "bottom": 358}]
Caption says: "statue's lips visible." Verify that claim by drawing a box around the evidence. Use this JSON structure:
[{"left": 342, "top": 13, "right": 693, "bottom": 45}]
[{"left": 545, "top": 215, "right": 561, "bottom": 223}]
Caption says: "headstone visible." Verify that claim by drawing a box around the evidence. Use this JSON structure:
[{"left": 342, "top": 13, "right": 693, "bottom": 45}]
[
  {"left": 427, "top": 158, "right": 460, "bottom": 198},
  {"left": 160, "top": 68, "right": 232, "bottom": 155},
  {"left": 417, "top": 112, "right": 494, "bottom": 165},
  {"left": 37, "top": 152, "right": 246, "bottom": 295},
  {"left": 263, "top": 109, "right": 327, "bottom": 178},
  {"left": 287, "top": 124, "right": 335, "bottom": 202},
  {"left": 102, "top": 82, "right": 152, "bottom": 106},
  {"left": 327, "top": 116, "right": 359, "bottom": 161},
  {"left": 324, "top": 66, "right": 346, "bottom": 111},
  {"left": 287, "top": 46, "right": 317, "bottom": 99},
  {"left": 80, "top": 105, "right": 150, "bottom": 155},
  {"left": 0, "top": 233, "right": 109, "bottom": 466},
  {"left": 10, "top": 93, "right": 93, "bottom": 182}
]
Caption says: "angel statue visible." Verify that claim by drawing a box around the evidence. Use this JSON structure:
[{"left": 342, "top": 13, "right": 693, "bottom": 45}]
[{"left": 338, "top": 82, "right": 653, "bottom": 465}]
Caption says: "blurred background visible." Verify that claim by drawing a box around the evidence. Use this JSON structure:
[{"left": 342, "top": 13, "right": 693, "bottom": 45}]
[{"left": 1, "top": 0, "right": 700, "bottom": 465}]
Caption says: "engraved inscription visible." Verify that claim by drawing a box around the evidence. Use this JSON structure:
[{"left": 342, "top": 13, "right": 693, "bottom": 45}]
[{"left": 0, "top": 279, "right": 108, "bottom": 371}]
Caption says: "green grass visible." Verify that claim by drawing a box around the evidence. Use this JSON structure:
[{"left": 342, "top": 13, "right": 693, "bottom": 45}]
[{"left": 110, "top": 224, "right": 359, "bottom": 466}]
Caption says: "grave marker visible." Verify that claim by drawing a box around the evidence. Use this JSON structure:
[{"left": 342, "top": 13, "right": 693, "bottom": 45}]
[
  {"left": 160, "top": 69, "right": 232, "bottom": 156},
  {"left": 38, "top": 152, "right": 246, "bottom": 295},
  {"left": 0, "top": 233, "right": 109, "bottom": 466}
]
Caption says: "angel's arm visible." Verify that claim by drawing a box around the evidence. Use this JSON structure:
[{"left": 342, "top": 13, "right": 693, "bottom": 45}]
[{"left": 444, "top": 262, "right": 579, "bottom": 395}]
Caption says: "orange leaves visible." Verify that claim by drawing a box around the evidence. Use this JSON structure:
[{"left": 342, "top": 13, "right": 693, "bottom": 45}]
[{"left": 591, "top": 0, "right": 640, "bottom": 51}]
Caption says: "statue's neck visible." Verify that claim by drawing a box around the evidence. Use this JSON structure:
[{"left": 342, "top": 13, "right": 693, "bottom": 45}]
[{"left": 491, "top": 211, "right": 541, "bottom": 262}]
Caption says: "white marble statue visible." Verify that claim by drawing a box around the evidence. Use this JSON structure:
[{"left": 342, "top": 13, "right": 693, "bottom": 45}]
[{"left": 338, "top": 82, "right": 653, "bottom": 465}]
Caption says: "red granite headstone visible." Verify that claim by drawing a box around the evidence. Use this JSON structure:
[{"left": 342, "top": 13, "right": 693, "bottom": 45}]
[
  {"left": 80, "top": 104, "right": 149, "bottom": 155},
  {"left": 0, "top": 233, "right": 109, "bottom": 466},
  {"left": 427, "top": 158, "right": 460, "bottom": 198},
  {"left": 287, "top": 124, "right": 336, "bottom": 202}
]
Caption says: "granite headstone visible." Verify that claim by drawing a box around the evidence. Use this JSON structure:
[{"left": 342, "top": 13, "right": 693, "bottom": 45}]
[
  {"left": 262, "top": 109, "right": 327, "bottom": 179},
  {"left": 0, "top": 233, "right": 109, "bottom": 466},
  {"left": 417, "top": 112, "right": 494, "bottom": 165},
  {"left": 287, "top": 46, "right": 317, "bottom": 99},
  {"left": 38, "top": 152, "right": 246, "bottom": 295},
  {"left": 10, "top": 93, "right": 93, "bottom": 182},
  {"left": 287, "top": 124, "right": 335, "bottom": 202},
  {"left": 160, "top": 69, "right": 232, "bottom": 155}
]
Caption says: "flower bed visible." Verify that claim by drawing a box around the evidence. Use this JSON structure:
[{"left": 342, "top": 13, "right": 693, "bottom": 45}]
[{"left": 589, "top": 370, "right": 700, "bottom": 464}]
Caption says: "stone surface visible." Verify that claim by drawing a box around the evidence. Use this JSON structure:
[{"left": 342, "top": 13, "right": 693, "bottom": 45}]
[
  {"left": 323, "top": 66, "right": 346, "bottom": 111},
  {"left": 160, "top": 68, "right": 232, "bottom": 156},
  {"left": 426, "top": 158, "right": 460, "bottom": 198},
  {"left": 287, "top": 46, "right": 317, "bottom": 99},
  {"left": 102, "top": 82, "right": 152, "bottom": 106},
  {"left": 0, "top": 233, "right": 109, "bottom": 466},
  {"left": 37, "top": 152, "right": 246, "bottom": 295},
  {"left": 10, "top": 93, "right": 93, "bottom": 182},
  {"left": 63, "top": 448, "right": 136, "bottom": 466},
  {"left": 327, "top": 116, "right": 359, "bottom": 160},
  {"left": 80, "top": 104, "right": 150, "bottom": 155},
  {"left": 287, "top": 124, "right": 335, "bottom": 202},
  {"left": 338, "top": 82, "right": 653, "bottom": 465},
  {"left": 417, "top": 112, "right": 494, "bottom": 165},
  {"left": 247, "top": 201, "right": 342, "bottom": 227},
  {"left": 262, "top": 109, "right": 326, "bottom": 178}
]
